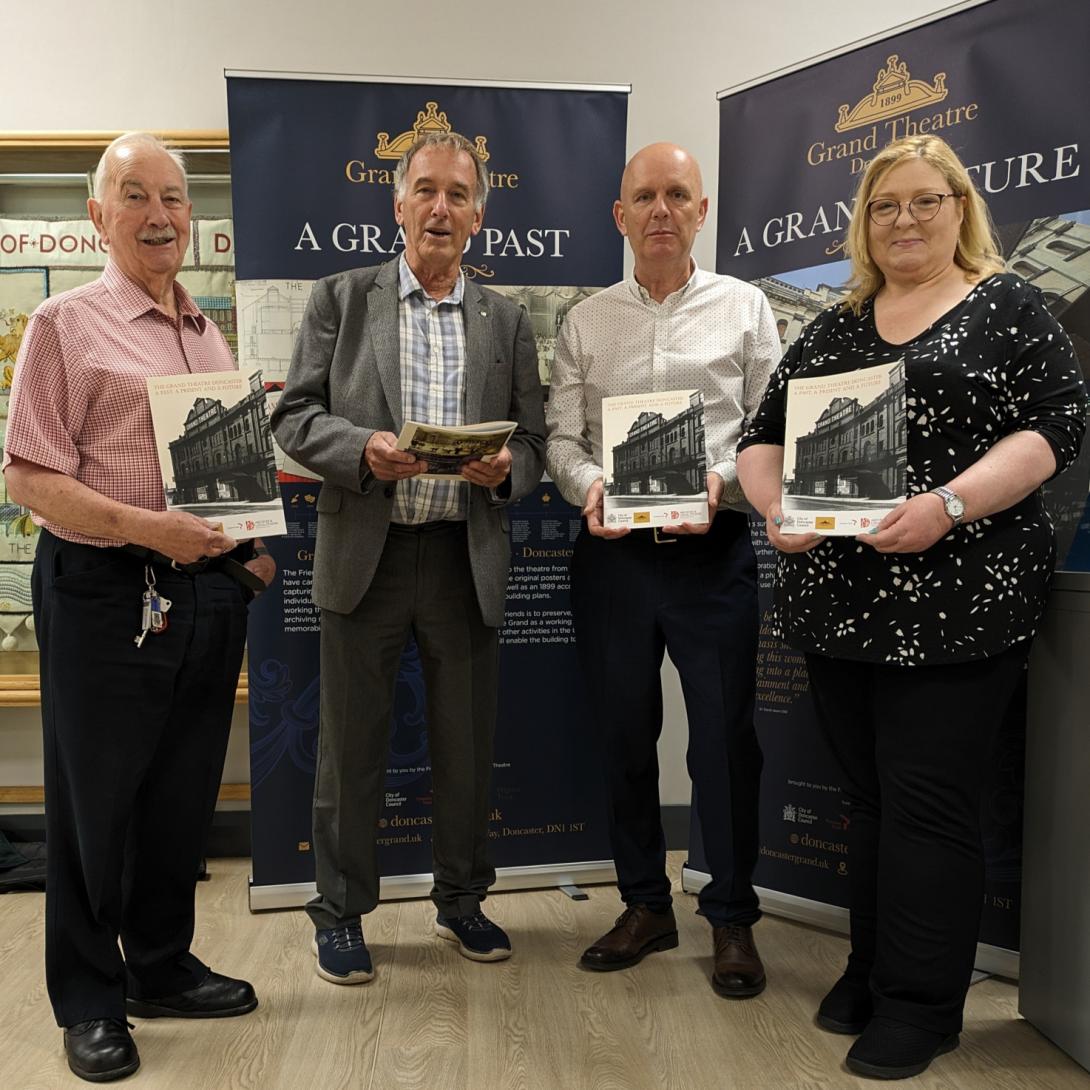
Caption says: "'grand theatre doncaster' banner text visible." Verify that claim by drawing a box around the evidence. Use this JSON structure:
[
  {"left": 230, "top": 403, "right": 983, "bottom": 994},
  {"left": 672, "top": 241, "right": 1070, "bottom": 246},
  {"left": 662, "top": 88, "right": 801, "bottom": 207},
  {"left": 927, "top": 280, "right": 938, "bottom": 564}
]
[
  {"left": 226, "top": 72, "right": 629, "bottom": 904},
  {"left": 688, "top": 0, "right": 1090, "bottom": 961}
]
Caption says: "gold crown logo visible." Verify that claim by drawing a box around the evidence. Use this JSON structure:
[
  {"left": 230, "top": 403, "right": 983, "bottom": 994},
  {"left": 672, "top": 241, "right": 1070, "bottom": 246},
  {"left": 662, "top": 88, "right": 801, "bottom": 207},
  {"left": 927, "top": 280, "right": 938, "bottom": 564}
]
[
  {"left": 835, "top": 55, "right": 947, "bottom": 134},
  {"left": 375, "top": 101, "right": 491, "bottom": 162}
]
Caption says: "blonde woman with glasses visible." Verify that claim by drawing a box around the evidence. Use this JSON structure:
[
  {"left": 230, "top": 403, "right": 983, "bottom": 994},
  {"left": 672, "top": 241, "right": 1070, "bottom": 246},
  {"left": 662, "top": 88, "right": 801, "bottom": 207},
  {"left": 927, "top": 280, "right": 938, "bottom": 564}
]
[{"left": 737, "top": 134, "right": 1087, "bottom": 1080}]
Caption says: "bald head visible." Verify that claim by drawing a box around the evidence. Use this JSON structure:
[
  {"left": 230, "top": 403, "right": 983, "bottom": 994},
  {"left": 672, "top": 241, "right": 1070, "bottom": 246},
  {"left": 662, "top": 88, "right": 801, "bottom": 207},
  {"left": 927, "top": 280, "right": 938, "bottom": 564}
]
[
  {"left": 619, "top": 143, "right": 703, "bottom": 205},
  {"left": 614, "top": 143, "right": 708, "bottom": 284}
]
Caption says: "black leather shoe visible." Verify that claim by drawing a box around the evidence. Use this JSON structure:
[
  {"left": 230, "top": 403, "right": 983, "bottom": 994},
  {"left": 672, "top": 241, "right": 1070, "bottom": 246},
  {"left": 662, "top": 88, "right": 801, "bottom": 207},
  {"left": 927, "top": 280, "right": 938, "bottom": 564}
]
[
  {"left": 846, "top": 1015, "right": 959, "bottom": 1079},
  {"left": 126, "top": 970, "right": 257, "bottom": 1019},
  {"left": 816, "top": 973, "right": 873, "bottom": 1034},
  {"left": 579, "top": 905, "right": 678, "bottom": 971},
  {"left": 711, "top": 924, "right": 766, "bottom": 998},
  {"left": 64, "top": 1019, "right": 139, "bottom": 1082}
]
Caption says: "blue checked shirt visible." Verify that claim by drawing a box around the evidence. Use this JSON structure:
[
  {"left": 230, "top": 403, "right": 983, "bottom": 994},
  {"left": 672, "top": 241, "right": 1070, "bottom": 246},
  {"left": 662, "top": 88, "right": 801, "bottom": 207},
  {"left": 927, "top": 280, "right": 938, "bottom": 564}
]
[{"left": 393, "top": 256, "right": 469, "bottom": 524}]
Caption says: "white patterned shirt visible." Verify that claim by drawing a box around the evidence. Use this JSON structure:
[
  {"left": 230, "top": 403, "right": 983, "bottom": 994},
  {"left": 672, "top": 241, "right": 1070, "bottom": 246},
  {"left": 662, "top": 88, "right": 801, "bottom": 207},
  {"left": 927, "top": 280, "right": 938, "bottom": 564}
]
[
  {"left": 394, "top": 256, "right": 467, "bottom": 524},
  {"left": 546, "top": 263, "right": 780, "bottom": 511}
]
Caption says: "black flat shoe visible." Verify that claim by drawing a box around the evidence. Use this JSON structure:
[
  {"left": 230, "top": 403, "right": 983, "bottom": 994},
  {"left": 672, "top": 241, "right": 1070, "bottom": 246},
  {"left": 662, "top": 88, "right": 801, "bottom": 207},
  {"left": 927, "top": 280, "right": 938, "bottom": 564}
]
[
  {"left": 816, "top": 973, "right": 872, "bottom": 1034},
  {"left": 64, "top": 1019, "right": 139, "bottom": 1083},
  {"left": 846, "top": 1015, "right": 959, "bottom": 1079},
  {"left": 126, "top": 969, "right": 257, "bottom": 1019}
]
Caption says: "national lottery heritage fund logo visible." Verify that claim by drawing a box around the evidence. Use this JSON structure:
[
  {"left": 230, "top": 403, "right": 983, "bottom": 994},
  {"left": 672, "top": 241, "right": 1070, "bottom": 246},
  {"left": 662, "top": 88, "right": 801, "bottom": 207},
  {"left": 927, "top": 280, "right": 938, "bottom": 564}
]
[{"left": 293, "top": 100, "right": 570, "bottom": 264}]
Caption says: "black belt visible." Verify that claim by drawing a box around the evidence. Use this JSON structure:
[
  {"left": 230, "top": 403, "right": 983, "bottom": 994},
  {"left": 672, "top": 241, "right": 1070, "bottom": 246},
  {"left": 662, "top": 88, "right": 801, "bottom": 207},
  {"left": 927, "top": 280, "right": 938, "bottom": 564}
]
[
  {"left": 120, "top": 544, "right": 266, "bottom": 593},
  {"left": 388, "top": 519, "right": 466, "bottom": 534}
]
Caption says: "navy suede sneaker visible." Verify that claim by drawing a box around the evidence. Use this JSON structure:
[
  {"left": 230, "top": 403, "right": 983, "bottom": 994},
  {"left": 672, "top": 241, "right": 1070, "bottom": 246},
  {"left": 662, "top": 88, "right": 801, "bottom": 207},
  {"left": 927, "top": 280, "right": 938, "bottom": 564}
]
[
  {"left": 435, "top": 911, "right": 512, "bottom": 962},
  {"left": 312, "top": 920, "right": 374, "bottom": 984}
]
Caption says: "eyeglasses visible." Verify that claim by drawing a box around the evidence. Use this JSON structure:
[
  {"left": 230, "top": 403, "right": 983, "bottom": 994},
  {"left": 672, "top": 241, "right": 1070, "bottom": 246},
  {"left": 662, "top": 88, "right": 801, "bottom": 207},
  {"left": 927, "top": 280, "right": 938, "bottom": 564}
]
[{"left": 866, "top": 192, "right": 959, "bottom": 225}]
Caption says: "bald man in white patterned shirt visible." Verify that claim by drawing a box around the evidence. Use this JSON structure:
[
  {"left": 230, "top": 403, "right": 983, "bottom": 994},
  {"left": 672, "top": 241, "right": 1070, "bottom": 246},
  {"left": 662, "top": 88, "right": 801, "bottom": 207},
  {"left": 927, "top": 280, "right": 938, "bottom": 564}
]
[{"left": 546, "top": 143, "right": 779, "bottom": 998}]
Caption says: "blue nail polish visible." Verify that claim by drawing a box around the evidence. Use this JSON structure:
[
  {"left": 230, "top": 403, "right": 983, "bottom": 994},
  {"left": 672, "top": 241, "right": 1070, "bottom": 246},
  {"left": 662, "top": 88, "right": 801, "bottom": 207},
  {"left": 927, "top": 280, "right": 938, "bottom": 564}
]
[{"left": 773, "top": 515, "right": 783, "bottom": 526}]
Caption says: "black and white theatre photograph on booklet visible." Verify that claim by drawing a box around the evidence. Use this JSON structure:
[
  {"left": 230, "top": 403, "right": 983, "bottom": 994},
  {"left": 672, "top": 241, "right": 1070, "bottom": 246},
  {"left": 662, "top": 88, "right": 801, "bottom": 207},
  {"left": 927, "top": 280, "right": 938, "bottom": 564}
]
[
  {"left": 147, "top": 369, "right": 287, "bottom": 540},
  {"left": 780, "top": 360, "right": 906, "bottom": 535},
  {"left": 601, "top": 389, "right": 708, "bottom": 529}
]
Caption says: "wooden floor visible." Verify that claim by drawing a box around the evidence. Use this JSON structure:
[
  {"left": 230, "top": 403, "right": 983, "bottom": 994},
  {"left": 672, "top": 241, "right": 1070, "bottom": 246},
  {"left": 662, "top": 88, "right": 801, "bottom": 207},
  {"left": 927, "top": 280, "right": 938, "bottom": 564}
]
[{"left": 2, "top": 854, "right": 1087, "bottom": 1090}]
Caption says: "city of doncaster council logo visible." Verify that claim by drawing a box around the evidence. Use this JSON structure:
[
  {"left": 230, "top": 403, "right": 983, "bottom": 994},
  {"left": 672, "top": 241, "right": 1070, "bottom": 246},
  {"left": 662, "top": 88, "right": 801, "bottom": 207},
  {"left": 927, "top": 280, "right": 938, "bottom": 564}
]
[
  {"left": 807, "top": 54, "right": 978, "bottom": 172},
  {"left": 345, "top": 101, "right": 518, "bottom": 190}
]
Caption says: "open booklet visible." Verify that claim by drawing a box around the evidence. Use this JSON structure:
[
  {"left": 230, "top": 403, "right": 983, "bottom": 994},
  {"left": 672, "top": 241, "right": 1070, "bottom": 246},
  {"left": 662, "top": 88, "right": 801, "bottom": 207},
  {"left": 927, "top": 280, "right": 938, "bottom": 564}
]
[
  {"left": 395, "top": 419, "right": 517, "bottom": 481},
  {"left": 601, "top": 389, "right": 709, "bottom": 529},
  {"left": 147, "top": 369, "right": 287, "bottom": 541},
  {"left": 780, "top": 360, "right": 907, "bottom": 535}
]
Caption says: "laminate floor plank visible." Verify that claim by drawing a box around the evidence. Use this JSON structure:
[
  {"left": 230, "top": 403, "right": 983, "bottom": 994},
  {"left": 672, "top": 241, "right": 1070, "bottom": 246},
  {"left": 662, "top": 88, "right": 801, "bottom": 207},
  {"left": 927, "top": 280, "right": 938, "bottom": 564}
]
[{"left": 1, "top": 854, "right": 1087, "bottom": 1090}]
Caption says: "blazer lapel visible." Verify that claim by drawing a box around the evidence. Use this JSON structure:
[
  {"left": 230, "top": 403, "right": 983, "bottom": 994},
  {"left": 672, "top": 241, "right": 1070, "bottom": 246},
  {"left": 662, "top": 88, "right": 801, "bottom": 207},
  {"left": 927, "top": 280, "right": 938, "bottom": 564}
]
[
  {"left": 463, "top": 279, "right": 492, "bottom": 423},
  {"left": 369, "top": 259, "right": 403, "bottom": 431}
]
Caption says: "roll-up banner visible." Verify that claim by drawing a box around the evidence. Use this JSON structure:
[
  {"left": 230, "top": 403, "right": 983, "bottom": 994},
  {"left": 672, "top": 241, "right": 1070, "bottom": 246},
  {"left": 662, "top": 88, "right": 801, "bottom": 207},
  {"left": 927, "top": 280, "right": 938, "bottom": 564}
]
[
  {"left": 685, "top": 0, "right": 1090, "bottom": 973},
  {"left": 227, "top": 72, "right": 629, "bottom": 908}
]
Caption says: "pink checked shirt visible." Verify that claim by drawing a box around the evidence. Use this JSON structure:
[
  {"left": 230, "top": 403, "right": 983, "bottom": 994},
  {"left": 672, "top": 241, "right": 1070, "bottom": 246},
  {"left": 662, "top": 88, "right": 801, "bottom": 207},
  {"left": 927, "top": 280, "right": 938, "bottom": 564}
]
[{"left": 3, "top": 261, "right": 237, "bottom": 546}]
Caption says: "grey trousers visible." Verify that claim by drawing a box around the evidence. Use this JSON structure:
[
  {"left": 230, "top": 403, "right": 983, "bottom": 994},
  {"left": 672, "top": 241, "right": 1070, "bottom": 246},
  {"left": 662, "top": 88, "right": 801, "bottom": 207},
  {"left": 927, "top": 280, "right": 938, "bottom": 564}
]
[{"left": 306, "top": 521, "right": 499, "bottom": 929}]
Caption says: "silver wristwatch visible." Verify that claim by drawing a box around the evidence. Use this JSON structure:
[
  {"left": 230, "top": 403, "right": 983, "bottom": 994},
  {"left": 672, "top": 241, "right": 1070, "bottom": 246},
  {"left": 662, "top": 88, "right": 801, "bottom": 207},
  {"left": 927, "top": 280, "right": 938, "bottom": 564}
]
[{"left": 930, "top": 486, "right": 966, "bottom": 526}]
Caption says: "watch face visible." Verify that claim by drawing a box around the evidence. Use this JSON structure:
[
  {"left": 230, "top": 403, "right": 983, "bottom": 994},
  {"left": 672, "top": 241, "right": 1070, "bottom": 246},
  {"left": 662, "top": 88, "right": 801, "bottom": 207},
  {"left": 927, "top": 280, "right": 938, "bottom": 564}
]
[{"left": 946, "top": 495, "right": 966, "bottom": 519}]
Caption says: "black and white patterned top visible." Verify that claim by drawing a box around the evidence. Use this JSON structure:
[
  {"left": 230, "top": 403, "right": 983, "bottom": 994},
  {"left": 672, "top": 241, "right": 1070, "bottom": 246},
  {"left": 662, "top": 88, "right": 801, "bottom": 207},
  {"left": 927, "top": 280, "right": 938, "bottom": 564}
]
[{"left": 738, "top": 274, "right": 1088, "bottom": 665}]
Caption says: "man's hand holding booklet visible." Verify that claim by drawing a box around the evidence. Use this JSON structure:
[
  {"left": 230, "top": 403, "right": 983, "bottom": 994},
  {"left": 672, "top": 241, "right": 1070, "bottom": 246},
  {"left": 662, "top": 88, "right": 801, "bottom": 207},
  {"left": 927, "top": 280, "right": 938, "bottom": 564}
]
[{"left": 394, "top": 420, "right": 518, "bottom": 480}]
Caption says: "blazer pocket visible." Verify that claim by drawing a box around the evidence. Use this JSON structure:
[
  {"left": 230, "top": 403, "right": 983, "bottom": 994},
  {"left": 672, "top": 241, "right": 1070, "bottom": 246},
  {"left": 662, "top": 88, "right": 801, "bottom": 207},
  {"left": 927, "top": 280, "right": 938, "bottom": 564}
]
[{"left": 316, "top": 485, "right": 343, "bottom": 514}]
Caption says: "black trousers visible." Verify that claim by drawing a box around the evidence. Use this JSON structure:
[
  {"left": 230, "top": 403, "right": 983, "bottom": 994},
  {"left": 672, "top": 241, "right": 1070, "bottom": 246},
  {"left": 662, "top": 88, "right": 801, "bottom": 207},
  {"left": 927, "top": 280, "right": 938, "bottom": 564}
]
[
  {"left": 804, "top": 645, "right": 1028, "bottom": 1035},
  {"left": 570, "top": 510, "right": 762, "bottom": 927},
  {"left": 306, "top": 521, "right": 499, "bottom": 929},
  {"left": 34, "top": 529, "right": 249, "bottom": 1027}
]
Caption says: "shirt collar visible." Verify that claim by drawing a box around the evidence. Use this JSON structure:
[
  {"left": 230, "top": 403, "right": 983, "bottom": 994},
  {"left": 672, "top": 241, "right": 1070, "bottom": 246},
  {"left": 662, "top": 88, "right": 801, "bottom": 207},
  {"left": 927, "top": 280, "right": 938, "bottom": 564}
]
[
  {"left": 398, "top": 254, "right": 465, "bottom": 306},
  {"left": 100, "top": 260, "right": 206, "bottom": 330},
  {"left": 627, "top": 259, "right": 701, "bottom": 306}
]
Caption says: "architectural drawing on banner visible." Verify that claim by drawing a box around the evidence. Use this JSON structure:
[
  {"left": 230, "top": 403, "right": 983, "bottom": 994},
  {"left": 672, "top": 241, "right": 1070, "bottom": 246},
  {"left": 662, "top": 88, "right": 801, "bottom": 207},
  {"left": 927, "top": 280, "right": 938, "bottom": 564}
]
[
  {"left": 1006, "top": 213, "right": 1090, "bottom": 323},
  {"left": 487, "top": 284, "right": 600, "bottom": 384},
  {"left": 236, "top": 279, "right": 314, "bottom": 382}
]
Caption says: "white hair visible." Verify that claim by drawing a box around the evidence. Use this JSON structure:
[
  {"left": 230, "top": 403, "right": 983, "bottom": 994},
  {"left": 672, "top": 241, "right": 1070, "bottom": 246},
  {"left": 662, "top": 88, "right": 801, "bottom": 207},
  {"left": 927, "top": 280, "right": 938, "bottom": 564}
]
[{"left": 92, "top": 132, "right": 188, "bottom": 199}]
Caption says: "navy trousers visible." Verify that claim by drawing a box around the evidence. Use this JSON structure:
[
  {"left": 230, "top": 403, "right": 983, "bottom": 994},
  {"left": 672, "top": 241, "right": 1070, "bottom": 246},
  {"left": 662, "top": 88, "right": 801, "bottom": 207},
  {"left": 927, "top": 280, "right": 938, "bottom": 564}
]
[
  {"left": 570, "top": 510, "right": 762, "bottom": 926},
  {"left": 34, "top": 529, "right": 249, "bottom": 1026}
]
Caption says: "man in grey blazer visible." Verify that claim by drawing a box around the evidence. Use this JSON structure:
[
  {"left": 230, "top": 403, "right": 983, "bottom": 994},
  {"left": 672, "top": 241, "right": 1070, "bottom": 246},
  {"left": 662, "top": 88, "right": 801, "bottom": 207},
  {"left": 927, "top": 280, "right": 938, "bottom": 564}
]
[{"left": 272, "top": 132, "right": 545, "bottom": 984}]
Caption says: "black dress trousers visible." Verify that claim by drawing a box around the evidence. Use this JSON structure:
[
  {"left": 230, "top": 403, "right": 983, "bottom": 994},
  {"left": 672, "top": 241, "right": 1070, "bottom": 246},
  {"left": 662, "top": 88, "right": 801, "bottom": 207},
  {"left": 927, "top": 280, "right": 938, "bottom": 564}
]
[
  {"left": 34, "top": 529, "right": 249, "bottom": 1027},
  {"left": 570, "top": 509, "right": 763, "bottom": 927},
  {"left": 804, "top": 645, "right": 1028, "bottom": 1035}
]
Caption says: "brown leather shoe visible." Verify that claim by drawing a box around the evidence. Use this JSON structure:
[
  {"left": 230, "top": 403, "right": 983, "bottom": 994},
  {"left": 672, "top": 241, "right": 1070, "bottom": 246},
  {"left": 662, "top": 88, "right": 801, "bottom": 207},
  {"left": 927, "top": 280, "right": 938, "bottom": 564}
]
[
  {"left": 711, "top": 924, "right": 766, "bottom": 998},
  {"left": 579, "top": 904, "right": 679, "bottom": 971}
]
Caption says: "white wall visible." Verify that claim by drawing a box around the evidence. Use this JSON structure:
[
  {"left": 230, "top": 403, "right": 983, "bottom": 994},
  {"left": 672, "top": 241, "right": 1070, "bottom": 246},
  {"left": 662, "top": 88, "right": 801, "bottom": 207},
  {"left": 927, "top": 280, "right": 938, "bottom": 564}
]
[{"left": 4, "top": 0, "right": 962, "bottom": 806}]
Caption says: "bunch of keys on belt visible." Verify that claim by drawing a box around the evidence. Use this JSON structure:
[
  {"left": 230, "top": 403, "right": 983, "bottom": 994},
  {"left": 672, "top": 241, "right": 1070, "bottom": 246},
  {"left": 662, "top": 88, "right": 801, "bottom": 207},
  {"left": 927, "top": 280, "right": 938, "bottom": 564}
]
[{"left": 135, "top": 564, "right": 172, "bottom": 648}]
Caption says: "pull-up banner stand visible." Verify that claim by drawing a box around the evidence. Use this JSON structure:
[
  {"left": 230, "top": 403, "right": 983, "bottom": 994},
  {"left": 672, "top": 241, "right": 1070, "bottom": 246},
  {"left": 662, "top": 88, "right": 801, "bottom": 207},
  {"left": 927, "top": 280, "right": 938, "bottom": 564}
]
[
  {"left": 226, "top": 70, "right": 629, "bottom": 908},
  {"left": 685, "top": 0, "right": 1090, "bottom": 977}
]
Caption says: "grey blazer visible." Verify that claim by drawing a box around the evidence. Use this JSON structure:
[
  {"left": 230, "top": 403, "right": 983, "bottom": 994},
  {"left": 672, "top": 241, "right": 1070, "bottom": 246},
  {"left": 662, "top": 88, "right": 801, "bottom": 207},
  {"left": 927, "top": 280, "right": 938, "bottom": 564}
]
[{"left": 270, "top": 258, "right": 546, "bottom": 628}]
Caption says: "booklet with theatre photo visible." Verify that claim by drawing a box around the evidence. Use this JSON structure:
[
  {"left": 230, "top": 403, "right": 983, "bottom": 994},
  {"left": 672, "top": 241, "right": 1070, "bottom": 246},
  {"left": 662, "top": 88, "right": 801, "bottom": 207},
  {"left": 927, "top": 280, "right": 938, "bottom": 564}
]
[
  {"left": 147, "top": 369, "right": 287, "bottom": 541},
  {"left": 780, "top": 359, "right": 907, "bottom": 536},
  {"left": 601, "top": 389, "right": 708, "bottom": 530},
  {"left": 395, "top": 419, "right": 517, "bottom": 480}
]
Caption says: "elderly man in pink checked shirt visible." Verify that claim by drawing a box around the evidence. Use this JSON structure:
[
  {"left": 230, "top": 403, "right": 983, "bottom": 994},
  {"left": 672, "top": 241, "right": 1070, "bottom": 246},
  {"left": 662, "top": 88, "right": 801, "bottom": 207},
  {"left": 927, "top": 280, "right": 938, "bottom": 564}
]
[{"left": 3, "top": 132, "right": 275, "bottom": 1084}]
